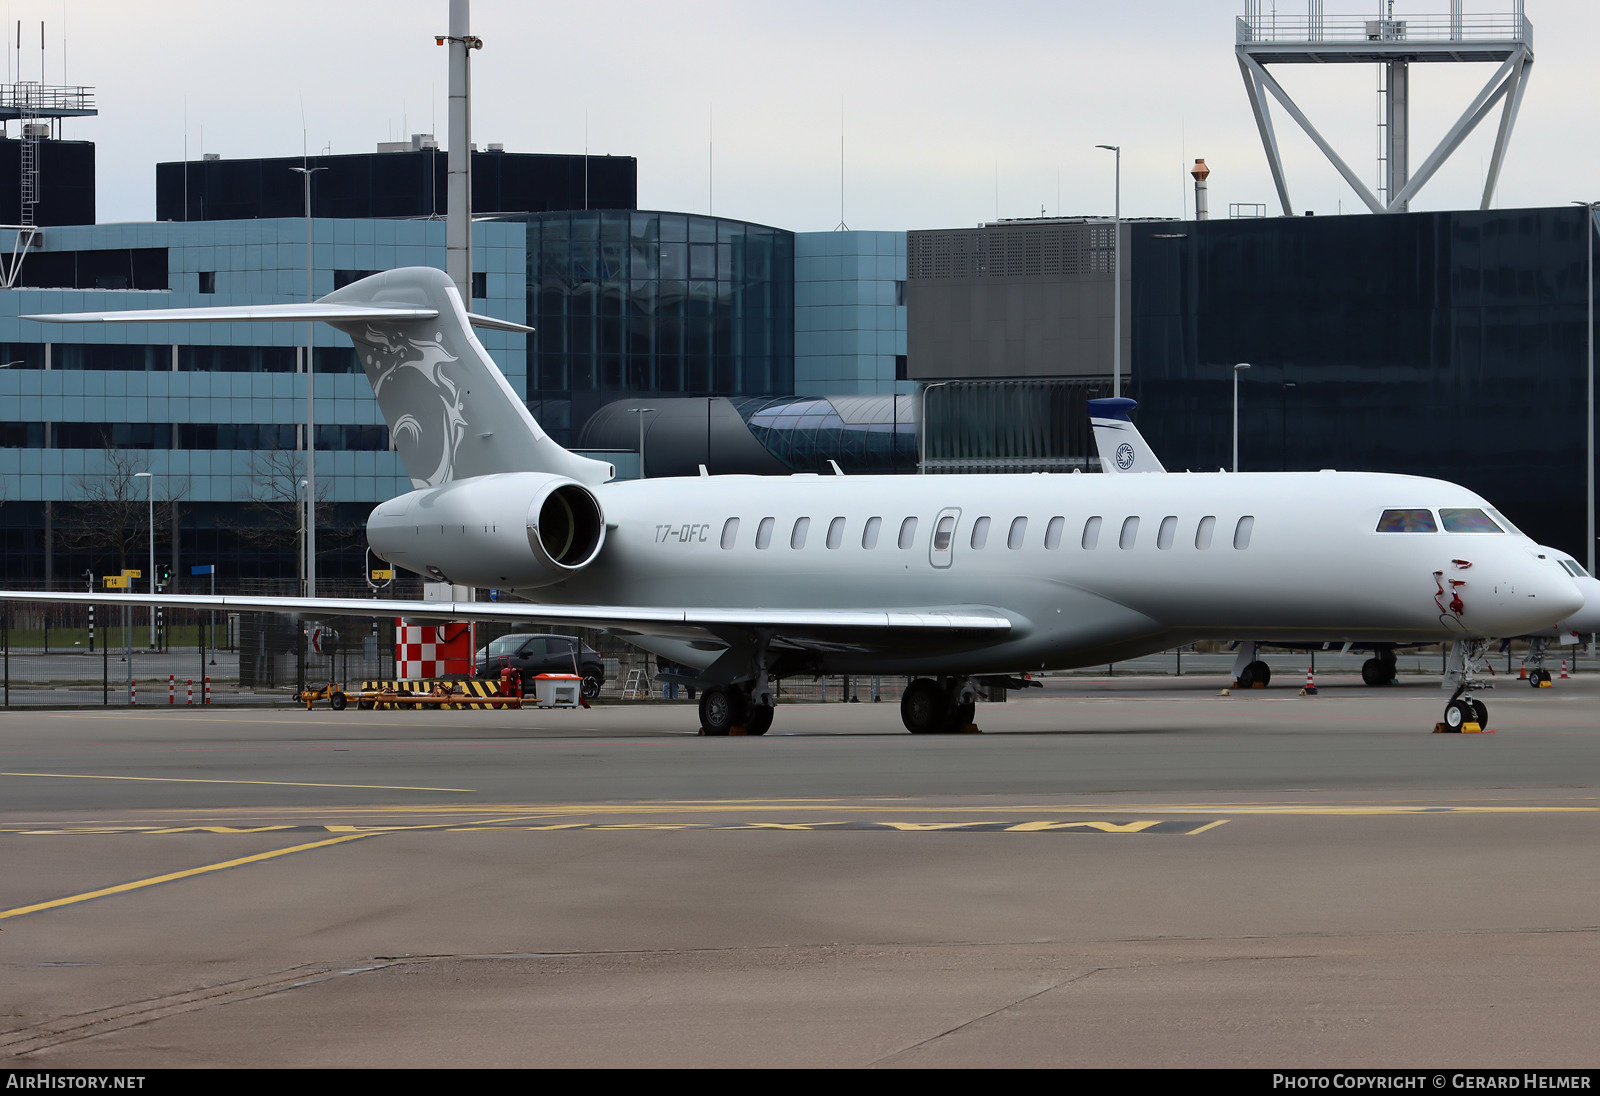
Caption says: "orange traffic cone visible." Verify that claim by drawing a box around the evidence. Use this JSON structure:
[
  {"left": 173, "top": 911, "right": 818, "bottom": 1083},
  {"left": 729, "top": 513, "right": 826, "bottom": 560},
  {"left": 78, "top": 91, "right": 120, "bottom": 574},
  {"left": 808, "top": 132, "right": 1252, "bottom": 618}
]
[
  {"left": 1300, "top": 666, "right": 1318, "bottom": 695},
  {"left": 1560, "top": 659, "right": 1569, "bottom": 680}
]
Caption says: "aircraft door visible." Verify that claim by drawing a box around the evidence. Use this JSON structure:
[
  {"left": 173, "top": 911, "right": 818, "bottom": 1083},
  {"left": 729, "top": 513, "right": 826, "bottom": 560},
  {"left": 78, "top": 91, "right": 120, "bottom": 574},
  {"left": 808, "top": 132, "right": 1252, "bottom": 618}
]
[{"left": 930, "top": 508, "right": 961, "bottom": 569}]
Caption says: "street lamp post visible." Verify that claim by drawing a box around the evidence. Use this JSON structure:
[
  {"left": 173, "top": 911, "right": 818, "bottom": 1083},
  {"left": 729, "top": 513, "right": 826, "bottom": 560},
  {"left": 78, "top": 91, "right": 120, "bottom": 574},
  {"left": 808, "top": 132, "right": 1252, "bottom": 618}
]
[
  {"left": 133, "top": 471, "right": 154, "bottom": 648},
  {"left": 1096, "top": 144, "right": 1122, "bottom": 399},
  {"left": 632, "top": 407, "right": 656, "bottom": 479},
  {"left": 290, "top": 164, "right": 327, "bottom": 597},
  {"left": 1232, "top": 363, "right": 1251, "bottom": 473},
  {"left": 1577, "top": 202, "right": 1597, "bottom": 613}
]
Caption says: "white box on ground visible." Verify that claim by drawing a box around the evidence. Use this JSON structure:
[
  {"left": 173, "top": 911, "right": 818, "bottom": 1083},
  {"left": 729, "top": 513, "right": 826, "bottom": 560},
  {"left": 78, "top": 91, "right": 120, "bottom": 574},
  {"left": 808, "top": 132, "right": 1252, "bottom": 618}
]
[{"left": 533, "top": 673, "right": 582, "bottom": 708}]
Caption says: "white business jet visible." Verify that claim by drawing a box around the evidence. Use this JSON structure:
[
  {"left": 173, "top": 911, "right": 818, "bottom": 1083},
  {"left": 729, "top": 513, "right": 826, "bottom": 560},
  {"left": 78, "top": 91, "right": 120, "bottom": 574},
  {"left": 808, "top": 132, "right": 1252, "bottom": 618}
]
[
  {"left": 1089, "top": 396, "right": 1600, "bottom": 697},
  {"left": 4, "top": 269, "right": 1582, "bottom": 735}
]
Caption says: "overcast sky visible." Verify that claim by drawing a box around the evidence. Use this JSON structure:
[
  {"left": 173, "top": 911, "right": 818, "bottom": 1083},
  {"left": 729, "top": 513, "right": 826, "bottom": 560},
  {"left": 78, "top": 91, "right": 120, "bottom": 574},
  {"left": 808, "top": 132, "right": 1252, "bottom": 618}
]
[{"left": 30, "top": 1, "right": 1599, "bottom": 231}]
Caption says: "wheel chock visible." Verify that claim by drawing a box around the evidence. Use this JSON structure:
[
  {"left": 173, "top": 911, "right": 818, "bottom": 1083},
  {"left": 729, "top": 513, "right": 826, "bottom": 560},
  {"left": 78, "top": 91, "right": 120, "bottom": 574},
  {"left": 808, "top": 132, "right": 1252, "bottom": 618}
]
[
  {"left": 1433, "top": 722, "right": 1492, "bottom": 734},
  {"left": 729, "top": 725, "right": 749, "bottom": 736},
  {"left": 1219, "top": 688, "right": 1232, "bottom": 696},
  {"left": 1538, "top": 679, "right": 1553, "bottom": 688},
  {"left": 957, "top": 723, "right": 983, "bottom": 734}
]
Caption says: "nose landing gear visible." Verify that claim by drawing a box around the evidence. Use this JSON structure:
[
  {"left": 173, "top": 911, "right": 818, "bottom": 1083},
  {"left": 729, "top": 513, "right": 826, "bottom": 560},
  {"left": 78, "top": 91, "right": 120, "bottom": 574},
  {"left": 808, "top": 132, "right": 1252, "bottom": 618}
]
[{"left": 1437, "top": 638, "right": 1493, "bottom": 733}]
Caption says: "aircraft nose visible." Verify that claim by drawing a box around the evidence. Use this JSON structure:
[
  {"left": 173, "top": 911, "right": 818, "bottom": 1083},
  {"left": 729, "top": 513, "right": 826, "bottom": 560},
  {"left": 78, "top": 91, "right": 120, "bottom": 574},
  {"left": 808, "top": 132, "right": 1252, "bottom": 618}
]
[{"left": 1513, "top": 560, "right": 1585, "bottom": 631}]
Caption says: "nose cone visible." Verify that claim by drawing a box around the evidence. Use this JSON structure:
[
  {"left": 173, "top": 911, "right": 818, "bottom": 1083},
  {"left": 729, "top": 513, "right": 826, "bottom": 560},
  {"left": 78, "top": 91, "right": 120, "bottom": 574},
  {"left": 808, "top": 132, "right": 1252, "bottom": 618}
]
[
  {"left": 1494, "top": 559, "right": 1586, "bottom": 636},
  {"left": 1554, "top": 575, "right": 1600, "bottom": 635}
]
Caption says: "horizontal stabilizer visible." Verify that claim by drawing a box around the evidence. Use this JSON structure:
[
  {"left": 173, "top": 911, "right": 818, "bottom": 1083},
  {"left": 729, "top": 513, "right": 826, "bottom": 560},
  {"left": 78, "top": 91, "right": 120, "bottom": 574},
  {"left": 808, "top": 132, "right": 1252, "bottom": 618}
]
[{"left": 24, "top": 301, "right": 533, "bottom": 334}]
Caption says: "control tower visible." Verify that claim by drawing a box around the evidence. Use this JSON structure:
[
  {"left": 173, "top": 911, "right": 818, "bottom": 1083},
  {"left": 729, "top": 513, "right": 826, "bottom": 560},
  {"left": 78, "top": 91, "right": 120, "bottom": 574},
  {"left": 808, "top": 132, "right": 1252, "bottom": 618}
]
[{"left": 1236, "top": 1, "right": 1533, "bottom": 214}]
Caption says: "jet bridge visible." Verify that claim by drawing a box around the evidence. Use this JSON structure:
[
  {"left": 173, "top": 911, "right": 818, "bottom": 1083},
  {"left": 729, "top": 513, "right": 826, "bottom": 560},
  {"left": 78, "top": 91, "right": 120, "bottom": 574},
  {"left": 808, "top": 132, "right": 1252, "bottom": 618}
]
[{"left": 1236, "top": 1, "right": 1533, "bottom": 214}]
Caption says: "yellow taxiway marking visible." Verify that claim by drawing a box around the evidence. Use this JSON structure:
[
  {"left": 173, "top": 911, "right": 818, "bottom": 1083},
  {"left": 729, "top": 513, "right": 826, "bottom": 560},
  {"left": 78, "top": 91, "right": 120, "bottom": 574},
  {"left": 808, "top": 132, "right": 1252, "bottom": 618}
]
[
  {"left": 0, "top": 833, "right": 373, "bottom": 921},
  {"left": 0, "top": 771, "right": 470, "bottom": 792}
]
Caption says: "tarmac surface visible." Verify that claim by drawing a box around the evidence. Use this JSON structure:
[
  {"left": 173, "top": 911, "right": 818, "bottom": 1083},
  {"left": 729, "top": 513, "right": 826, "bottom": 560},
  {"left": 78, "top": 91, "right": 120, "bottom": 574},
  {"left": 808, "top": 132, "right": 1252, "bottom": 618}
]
[{"left": 1, "top": 671, "right": 1597, "bottom": 1068}]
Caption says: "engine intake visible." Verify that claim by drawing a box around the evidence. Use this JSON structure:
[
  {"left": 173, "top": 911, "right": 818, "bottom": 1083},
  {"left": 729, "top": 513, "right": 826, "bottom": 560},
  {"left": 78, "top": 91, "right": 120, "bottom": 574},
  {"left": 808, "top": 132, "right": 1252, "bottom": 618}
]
[{"left": 367, "top": 472, "right": 606, "bottom": 589}]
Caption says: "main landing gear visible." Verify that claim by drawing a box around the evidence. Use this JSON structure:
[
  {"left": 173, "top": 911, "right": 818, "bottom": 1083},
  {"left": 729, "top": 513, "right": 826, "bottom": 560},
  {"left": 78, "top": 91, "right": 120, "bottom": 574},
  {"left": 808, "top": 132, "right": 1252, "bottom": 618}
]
[
  {"left": 1360, "top": 650, "right": 1398, "bottom": 687},
  {"left": 1230, "top": 642, "right": 1270, "bottom": 688},
  {"left": 899, "top": 677, "right": 980, "bottom": 734},
  {"left": 697, "top": 683, "right": 775, "bottom": 736},
  {"left": 1439, "top": 638, "right": 1493, "bottom": 732}
]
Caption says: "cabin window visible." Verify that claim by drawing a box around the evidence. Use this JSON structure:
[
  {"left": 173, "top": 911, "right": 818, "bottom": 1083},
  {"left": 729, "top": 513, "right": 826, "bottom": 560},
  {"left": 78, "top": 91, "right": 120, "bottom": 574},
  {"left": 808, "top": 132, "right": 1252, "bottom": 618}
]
[
  {"left": 1082, "top": 515, "right": 1102, "bottom": 549},
  {"left": 1376, "top": 508, "right": 1437, "bottom": 533},
  {"left": 1157, "top": 515, "right": 1177, "bottom": 550},
  {"left": 862, "top": 516, "right": 882, "bottom": 549},
  {"left": 720, "top": 517, "right": 739, "bottom": 549},
  {"left": 755, "top": 516, "right": 775, "bottom": 549},
  {"left": 1044, "top": 516, "right": 1064, "bottom": 549},
  {"left": 1233, "top": 515, "right": 1255, "bottom": 549},
  {"left": 933, "top": 515, "right": 956, "bottom": 551},
  {"left": 897, "top": 517, "right": 918, "bottom": 549},
  {"left": 826, "top": 516, "right": 845, "bottom": 549},
  {"left": 1440, "top": 508, "right": 1503, "bottom": 533},
  {"left": 1195, "top": 515, "right": 1215, "bottom": 549},
  {"left": 1007, "top": 516, "right": 1027, "bottom": 550},
  {"left": 1119, "top": 516, "right": 1139, "bottom": 549},
  {"left": 790, "top": 517, "right": 810, "bottom": 549},
  {"left": 970, "top": 516, "right": 991, "bottom": 549}
]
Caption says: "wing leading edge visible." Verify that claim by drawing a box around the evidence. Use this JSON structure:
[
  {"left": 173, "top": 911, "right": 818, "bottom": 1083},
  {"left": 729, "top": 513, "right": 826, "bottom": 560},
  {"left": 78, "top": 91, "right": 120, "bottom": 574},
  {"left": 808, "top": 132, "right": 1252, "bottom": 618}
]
[{"left": 0, "top": 590, "right": 1012, "bottom": 642}]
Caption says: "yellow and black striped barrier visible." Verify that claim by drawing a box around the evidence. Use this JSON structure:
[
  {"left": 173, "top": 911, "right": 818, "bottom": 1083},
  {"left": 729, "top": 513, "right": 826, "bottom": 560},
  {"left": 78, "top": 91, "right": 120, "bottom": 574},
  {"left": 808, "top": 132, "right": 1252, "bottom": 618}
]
[{"left": 357, "top": 679, "right": 517, "bottom": 710}]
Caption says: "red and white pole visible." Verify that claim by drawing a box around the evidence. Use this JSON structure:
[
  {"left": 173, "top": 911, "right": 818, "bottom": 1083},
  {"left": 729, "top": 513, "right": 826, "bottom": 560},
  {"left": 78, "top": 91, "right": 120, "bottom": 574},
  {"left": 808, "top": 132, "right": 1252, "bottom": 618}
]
[
  {"left": 187, "top": 679, "right": 194, "bottom": 705},
  {"left": 169, "top": 674, "right": 175, "bottom": 705},
  {"left": 204, "top": 676, "right": 211, "bottom": 705},
  {"left": 130, "top": 680, "right": 137, "bottom": 706}
]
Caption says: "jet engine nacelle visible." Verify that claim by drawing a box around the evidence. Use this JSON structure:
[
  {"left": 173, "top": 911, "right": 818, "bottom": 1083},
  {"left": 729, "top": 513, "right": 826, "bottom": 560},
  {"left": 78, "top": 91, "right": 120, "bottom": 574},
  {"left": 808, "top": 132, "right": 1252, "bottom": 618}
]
[{"left": 366, "top": 472, "right": 606, "bottom": 589}]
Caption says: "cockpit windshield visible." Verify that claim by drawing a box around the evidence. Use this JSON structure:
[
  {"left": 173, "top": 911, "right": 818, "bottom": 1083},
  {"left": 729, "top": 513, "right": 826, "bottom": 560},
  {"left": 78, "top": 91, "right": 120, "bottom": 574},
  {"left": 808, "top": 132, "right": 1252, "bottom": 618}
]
[
  {"left": 1376, "top": 508, "right": 1437, "bottom": 532},
  {"left": 1439, "top": 508, "right": 1504, "bottom": 533},
  {"left": 1560, "top": 558, "right": 1590, "bottom": 579}
]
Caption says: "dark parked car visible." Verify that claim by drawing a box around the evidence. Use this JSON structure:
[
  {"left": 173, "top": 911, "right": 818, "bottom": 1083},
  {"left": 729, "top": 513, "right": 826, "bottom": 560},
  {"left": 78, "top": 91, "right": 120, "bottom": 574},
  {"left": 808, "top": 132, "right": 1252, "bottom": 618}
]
[{"left": 474, "top": 633, "right": 605, "bottom": 699}]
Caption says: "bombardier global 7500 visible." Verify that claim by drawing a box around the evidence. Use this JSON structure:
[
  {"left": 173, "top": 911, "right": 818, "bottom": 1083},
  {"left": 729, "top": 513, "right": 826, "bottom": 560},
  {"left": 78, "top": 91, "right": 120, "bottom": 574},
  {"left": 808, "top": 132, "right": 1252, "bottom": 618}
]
[{"left": 2, "top": 268, "right": 1583, "bottom": 735}]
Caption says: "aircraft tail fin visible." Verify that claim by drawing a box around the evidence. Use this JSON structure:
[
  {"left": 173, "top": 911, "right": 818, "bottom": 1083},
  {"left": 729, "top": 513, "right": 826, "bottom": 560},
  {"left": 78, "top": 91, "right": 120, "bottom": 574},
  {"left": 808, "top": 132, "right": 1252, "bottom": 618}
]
[
  {"left": 1087, "top": 397, "right": 1166, "bottom": 474},
  {"left": 26, "top": 267, "right": 613, "bottom": 488}
]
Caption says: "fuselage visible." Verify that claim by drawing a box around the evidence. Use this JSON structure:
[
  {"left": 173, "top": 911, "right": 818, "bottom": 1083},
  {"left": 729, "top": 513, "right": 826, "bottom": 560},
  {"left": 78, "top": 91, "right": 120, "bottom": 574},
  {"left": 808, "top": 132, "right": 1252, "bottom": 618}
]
[{"left": 391, "top": 468, "right": 1581, "bottom": 676}]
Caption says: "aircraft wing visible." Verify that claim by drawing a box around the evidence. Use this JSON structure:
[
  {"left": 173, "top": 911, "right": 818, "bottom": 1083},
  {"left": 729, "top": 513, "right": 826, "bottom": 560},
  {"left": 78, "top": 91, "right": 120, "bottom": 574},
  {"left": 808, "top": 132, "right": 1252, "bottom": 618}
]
[{"left": 0, "top": 590, "right": 1012, "bottom": 643}]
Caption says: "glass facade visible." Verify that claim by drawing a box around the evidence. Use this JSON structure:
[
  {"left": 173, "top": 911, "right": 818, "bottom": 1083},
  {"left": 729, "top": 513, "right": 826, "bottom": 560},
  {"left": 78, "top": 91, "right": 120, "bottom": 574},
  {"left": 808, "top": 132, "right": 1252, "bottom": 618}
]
[
  {"left": 521, "top": 211, "right": 794, "bottom": 444},
  {"left": 1129, "top": 206, "right": 1595, "bottom": 555},
  {"left": 0, "top": 216, "right": 528, "bottom": 586},
  {"left": 793, "top": 230, "right": 908, "bottom": 396}
]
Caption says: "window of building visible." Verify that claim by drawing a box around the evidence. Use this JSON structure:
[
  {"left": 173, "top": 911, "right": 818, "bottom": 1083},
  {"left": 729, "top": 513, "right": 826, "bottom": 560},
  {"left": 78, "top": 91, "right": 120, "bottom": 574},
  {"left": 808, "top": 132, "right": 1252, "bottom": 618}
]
[
  {"left": 1196, "top": 516, "right": 1215, "bottom": 549},
  {"left": 755, "top": 516, "right": 774, "bottom": 549},
  {"left": 720, "top": 517, "right": 739, "bottom": 549},
  {"left": 1234, "top": 516, "right": 1255, "bottom": 549},
  {"left": 897, "top": 517, "right": 918, "bottom": 549},
  {"left": 197, "top": 271, "right": 216, "bottom": 294},
  {"left": 1082, "top": 516, "right": 1102, "bottom": 549},
  {"left": 1007, "top": 516, "right": 1027, "bottom": 550}
]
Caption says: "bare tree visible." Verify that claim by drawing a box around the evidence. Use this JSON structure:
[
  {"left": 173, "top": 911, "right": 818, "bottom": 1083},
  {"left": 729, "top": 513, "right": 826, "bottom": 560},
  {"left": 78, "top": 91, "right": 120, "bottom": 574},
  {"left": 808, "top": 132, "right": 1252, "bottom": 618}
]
[
  {"left": 56, "top": 440, "right": 182, "bottom": 577},
  {"left": 230, "top": 445, "right": 354, "bottom": 588}
]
